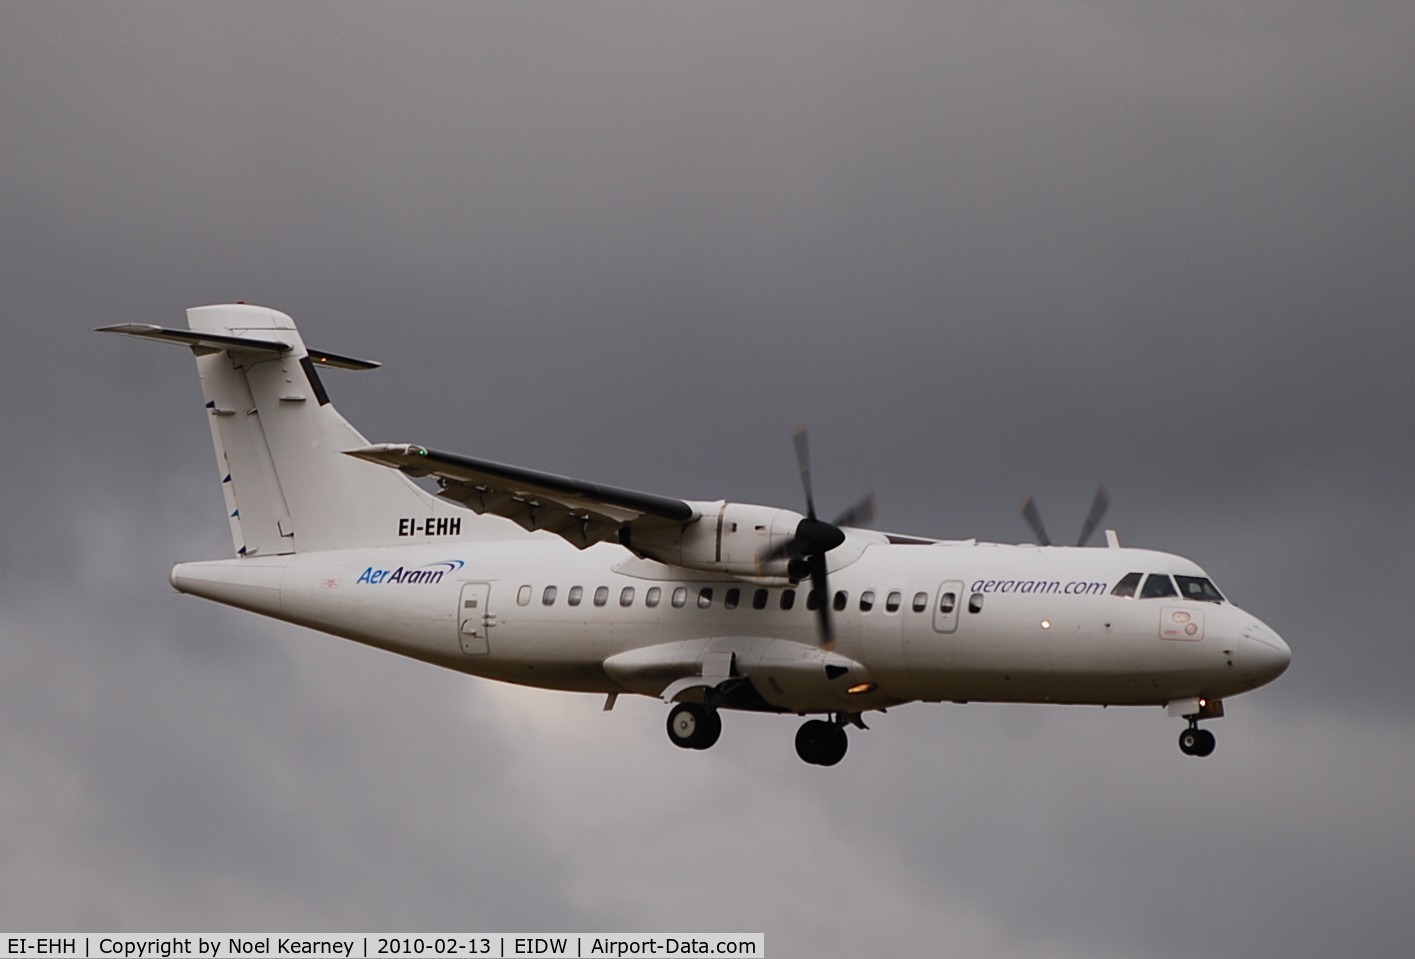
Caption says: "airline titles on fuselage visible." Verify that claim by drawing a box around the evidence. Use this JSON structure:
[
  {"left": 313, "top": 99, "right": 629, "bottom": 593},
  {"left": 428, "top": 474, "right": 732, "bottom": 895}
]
[
  {"left": 970, "top": 578, "right": 1109, "bottom": 596},
  {"left": 356, "top": 559, "right": 466, "bottom": 585}
]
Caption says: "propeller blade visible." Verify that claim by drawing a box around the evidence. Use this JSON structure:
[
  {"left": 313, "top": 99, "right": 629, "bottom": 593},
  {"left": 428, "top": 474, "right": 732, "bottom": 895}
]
[
  {"left": 760, "top": 536, "right": 796, "bottom": 565},
  {"left": 1075, "top": 484, "right": 1110, "bottom": 547},
  {"left": 832, "top": 491, "right": 877, "bottom": 529},
  {"left": 793, "top": 426, "right": 817, "bottom": 520},
  {"left": 809, "top": 553, "right": 835, "bottom": 649},
  {"left": 1020, "top": 495, "right": 1052, "bottom": 546},
  {"left": 760, "top": 515, "right": 847, "bottom": 566},
  {"left": 764, "top": 427, "right": 874, "bottom": 647}
]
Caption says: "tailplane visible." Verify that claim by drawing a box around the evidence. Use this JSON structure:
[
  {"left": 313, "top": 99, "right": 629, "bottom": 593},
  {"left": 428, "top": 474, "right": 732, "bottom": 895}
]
[{"left": 102, "top": 304, "right": 472, "bottom": 555}]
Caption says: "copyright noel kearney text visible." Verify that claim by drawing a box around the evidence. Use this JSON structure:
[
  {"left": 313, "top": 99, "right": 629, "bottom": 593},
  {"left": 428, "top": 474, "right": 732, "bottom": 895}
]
[{"left": 4, "top": 937, "right": 763, "bottom": 959}]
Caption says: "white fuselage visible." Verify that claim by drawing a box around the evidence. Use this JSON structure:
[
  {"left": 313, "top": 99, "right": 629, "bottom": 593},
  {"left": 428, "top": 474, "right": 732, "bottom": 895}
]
[{"left": 170, "top": 535, "right": 1291, "bottom": 716}]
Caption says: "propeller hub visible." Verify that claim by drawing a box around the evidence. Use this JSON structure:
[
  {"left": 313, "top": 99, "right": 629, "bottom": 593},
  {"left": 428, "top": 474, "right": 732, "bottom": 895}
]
[{"left": 795, "top": 516, "right": 846, "bottom": 556}]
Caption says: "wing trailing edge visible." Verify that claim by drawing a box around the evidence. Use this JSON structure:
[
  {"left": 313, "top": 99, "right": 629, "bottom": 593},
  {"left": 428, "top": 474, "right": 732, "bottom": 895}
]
[{"left": 345, "top": 443, "right": 700, "bottom": 548}]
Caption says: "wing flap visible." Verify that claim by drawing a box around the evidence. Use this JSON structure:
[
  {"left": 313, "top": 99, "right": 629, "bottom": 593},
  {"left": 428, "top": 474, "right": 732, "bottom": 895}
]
[{"left": 345, "top": 443, "right": 699, "bottom": 548}]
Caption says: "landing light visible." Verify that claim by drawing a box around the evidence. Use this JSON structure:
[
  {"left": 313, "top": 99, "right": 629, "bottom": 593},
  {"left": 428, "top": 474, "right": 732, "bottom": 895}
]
[
  {"left": 847, "top": 682, "right": 877, "bottom": 695},
  {"left": 1041, "top": 620, "right": 1051, "bottom": 630}
]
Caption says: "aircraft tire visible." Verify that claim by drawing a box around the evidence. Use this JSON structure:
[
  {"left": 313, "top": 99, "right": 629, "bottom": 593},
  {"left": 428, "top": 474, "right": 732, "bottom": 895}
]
[
  {"left": 667, "top": 703, "right": 719, "bottom": 750},
  {"left": 796, "top": 719, "right": 848, "bottom": 766},
  {"left": 693, "top": 708, "right": 722, "bottom": 750},
  {"left": 1178, "top": 727, "right": 1217, "bottom": 756}
]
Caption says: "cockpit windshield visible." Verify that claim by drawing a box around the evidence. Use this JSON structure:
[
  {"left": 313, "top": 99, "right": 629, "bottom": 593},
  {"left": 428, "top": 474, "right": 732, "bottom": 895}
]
[
  {"left": 1112, "top": 571, "right": 1226, "bottom": 603},
  {"left": 1110, "top": 572, "right": 1142, "bottom": 598},
  {"left": 1174, "top": 575, "right": 1225, "bottom": 603},
  {"left": 1141, "top": 574, "right": 1178, "bottom": 599}
]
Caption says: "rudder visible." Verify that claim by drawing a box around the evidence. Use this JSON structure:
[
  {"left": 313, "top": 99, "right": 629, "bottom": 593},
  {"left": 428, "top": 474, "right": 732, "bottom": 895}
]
[{"left": 106, "top": 304, "right": 474, "bottom": 555}]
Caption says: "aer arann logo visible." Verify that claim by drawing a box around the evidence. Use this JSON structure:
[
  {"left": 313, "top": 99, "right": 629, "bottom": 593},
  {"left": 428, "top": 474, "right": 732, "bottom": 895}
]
[{"left": 356, "top": 559, "right": 465, "bottom": 585}]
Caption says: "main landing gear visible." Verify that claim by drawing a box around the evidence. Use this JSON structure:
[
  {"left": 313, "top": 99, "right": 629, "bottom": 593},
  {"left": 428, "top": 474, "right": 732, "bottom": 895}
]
[
  {"left": 794, "top": 718, "right": 848, "bottom": 766},
  {"left": 666, "top": 703, "right": 721, "bottom": 750},
  {"left": 664, "top": 704, "right": 857, "bottom": 765}
]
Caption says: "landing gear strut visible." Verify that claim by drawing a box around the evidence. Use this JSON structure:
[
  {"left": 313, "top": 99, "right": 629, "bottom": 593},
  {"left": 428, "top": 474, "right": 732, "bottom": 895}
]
[
  {"left": 795, "top": 717, "right": 849, "bottom": 766},
  {"left": 1178, "top": 722, "right": 1216, "bottom": 757},
  {"left": 1172, "top": 697, "right": 1222, "bottom": 757},
  {"left": 666, "top": 703, "right": 721, "bottom": 750}
]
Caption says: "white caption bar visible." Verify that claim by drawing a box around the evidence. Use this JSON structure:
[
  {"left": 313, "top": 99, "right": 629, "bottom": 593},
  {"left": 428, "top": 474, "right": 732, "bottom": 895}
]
[{"left": 1, "top": 937, "right": 765, "bottom": 959}]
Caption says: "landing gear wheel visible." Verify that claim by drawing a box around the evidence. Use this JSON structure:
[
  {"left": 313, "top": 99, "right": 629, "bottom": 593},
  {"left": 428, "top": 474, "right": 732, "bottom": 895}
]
[
  {"left": 1178, "top": 727, "right": 1217, "bottom": 757},
  {"left": 692, "top": 709, "right": 722, "bottom": 750},
  {"left": 795, "top": 719, "right": 848, "bottom": 766},
  {"left": 667, "top": 703, "right": 720, "bottom": 751}
]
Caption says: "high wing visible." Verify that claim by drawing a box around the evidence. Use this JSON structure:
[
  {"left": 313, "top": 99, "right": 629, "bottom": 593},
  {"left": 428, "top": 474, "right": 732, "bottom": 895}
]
[{"left": 346, "top": 443, "right": 700, "bottom": 548}]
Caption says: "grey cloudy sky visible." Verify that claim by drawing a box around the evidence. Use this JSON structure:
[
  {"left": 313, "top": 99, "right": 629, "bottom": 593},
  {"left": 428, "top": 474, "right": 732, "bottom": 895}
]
[{"left": 3, "top": 2, "right": 1413, "bottom": 956}]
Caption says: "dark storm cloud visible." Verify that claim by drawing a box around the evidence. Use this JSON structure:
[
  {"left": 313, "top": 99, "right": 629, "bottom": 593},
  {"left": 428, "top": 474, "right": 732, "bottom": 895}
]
[{"left": 3, "top": 3, "right": 1414, "bottom": 957}]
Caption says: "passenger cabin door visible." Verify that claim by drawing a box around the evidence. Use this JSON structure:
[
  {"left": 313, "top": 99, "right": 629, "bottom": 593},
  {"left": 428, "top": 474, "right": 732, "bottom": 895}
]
[
  {"left": 458, "top": 582, "right": 493, "bottom": 655},
  {"left": 933, "top": 580, "right": 964, "bottom": 634}
]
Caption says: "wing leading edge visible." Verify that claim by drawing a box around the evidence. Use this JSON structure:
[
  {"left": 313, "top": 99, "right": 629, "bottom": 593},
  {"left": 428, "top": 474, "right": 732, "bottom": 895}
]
[{"left": 346, "top": 443, "right": 700, "bottom": 548}]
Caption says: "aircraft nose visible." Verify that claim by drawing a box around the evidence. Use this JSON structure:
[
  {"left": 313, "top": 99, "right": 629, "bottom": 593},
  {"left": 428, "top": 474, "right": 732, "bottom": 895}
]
[{"left": 1240, "top": 617, "right": 1291, "bottom": 687}]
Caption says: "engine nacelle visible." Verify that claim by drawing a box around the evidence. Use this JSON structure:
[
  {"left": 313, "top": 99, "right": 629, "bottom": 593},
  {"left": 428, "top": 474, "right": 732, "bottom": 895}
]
[{"left": 619, "top": 501, "right": 804, "bottom": 581}]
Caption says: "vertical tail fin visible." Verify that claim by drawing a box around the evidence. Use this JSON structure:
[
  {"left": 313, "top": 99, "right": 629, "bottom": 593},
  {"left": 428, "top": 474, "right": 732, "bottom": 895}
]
[{"left": 103, "top": 303, "right": 471, "bottom": 555}]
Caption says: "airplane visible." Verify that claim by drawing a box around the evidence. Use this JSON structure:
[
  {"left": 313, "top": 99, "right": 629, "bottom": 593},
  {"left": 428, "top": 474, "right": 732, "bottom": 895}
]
[{"left": 101, "top": 303, "right": 1291, "bottom": 766}]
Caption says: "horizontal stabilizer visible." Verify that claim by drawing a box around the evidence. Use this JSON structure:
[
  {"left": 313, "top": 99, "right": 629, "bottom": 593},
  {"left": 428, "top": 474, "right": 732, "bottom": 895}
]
[{"left": 96, "top": 324, "right": 379, "bottom": 370}]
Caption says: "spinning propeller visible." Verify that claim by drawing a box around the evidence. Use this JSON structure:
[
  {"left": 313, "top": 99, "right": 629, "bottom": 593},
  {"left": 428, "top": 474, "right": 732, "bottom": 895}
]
[
  {"left": 762, "top": 428, "right": 875, "bottom": 648},
  {"left": 1020, "top": 484, "right": 1110, "bottom": 547}
]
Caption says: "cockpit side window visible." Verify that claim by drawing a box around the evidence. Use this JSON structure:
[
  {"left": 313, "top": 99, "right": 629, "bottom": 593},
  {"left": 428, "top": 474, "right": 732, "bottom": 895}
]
[
  {"left": 1141, "top": 574, "right": 1178, "bottom": 599},
  {"left": 1111, "top": 572, "right": 1142, "bottom": 598},
  {"left": 1175, "top": 575, "right": 1225, "bottom": 603}
]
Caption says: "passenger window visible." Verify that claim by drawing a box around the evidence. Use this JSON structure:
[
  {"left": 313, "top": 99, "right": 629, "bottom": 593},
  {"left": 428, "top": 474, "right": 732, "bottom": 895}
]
[
  {"left": 620, "top": 587, "right": 635, "bottom": 607},
  {"left": 807, "top": 590, "right": 821, "bottom": 611},
  {"left": 968, "top": 593, "right": 984, "bottom": 613},
  {"left": 542, "top": 586, "right": 557, "bottom": 606},
  {"left": 594, "top": 586, "right": 609, "bottom": 607},
  {"left": 646, "top": 586, "right": 661, "bottom": 608},
  {"left": 567, "top": 586, "right": 584, "bottom": 607},
  {"left": 860, "top": 590, "right": 876, "bottom": 612},
  {"left": 517, "top": 585, "right": 531, "bottom": 607},
  {"left": 781, "top": 589, "right": 796, "bottom": 611},
  {"left": 752, "top": 589, "right": 769, "bottom": 610},
  {"left": 1141, "top": 574, "right": 1178, "bottom": 599},
  {"left": 1111, "top": 572, "right": 1142, "bottom": 599},
  {"left": 833, "top": 591, "right": 848, "bottom": 612},
  {"left": 725, "top": 588, "right": 741, "bottom": 610},
  {"left": 939, "top": 592, "right": 957, "bottom": 614},
  {"left": 672, "top": 587, "right": 687, "bottom": 609},
  {"left": 1175, "top": 575, "right": 1225, "bottom": 603},
  {"left": 886, "top": 591, "right": 902, "bottom": 613},
  {"left": 698, "top": 587, "right": 714, "bottom": 609},
  {"left": 912, "top": 592, "right": 928, "bottom": 613}
]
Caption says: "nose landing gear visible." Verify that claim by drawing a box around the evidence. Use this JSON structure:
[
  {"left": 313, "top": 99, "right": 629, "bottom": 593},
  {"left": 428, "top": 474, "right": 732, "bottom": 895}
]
[
  {"left": 1178, "top": 722, "right": 1216, "bottom": 757},
  {"left": 1171, "top": 697, "right": 1223, "bottom": 757}
]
